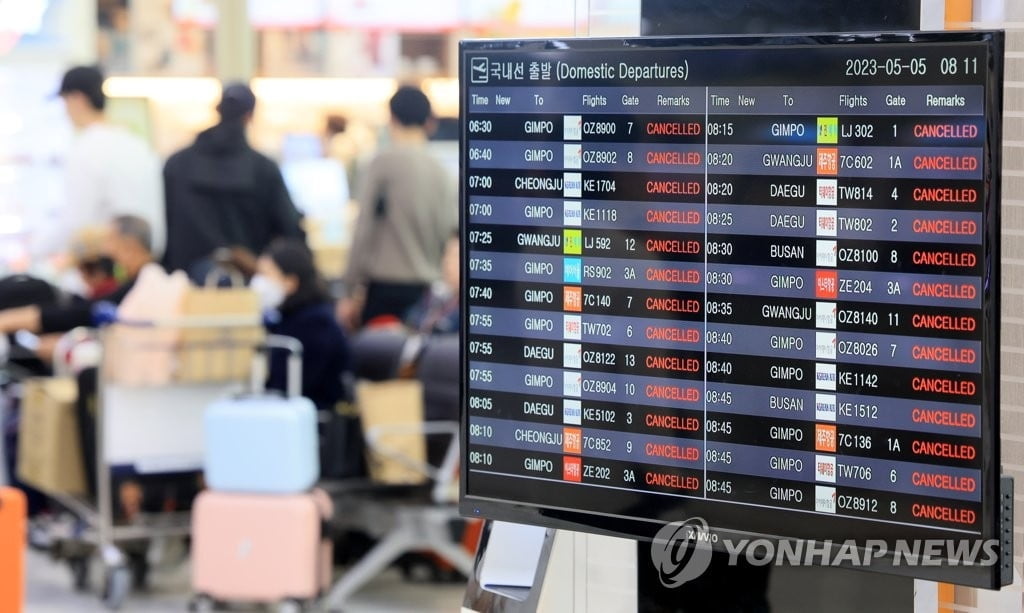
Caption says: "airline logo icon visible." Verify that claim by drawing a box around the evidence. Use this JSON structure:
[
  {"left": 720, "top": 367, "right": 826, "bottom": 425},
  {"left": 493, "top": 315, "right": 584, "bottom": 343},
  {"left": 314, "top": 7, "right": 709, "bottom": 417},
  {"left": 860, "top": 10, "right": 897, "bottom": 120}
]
[
  {"left": 564, "top": 115, "right": 583, "bottom": 141},
  {"left": 563, "top": 144, "right": 583, "bottom": 170},
  {"left": 563, "top": 201, "right": 582, "bottom": 226},
  {"left": 816, "top": 302, "right": 837, "bottom": 329},
  {"left": 815, "top": 270, "right": 838, "bottom": 299},
  {"left": 815, "top": 393, "right": 837, "bottom": 422},
  {"left": 816, "top": 210, "right": 837, "bottom": 237},
  {"left": 816, "top": 147, "right": 838, "bottom": 175},
  {"left": 817, "top": 117, "right": 838, "bottom": 144},
  {"left": 563, "top": 399, "right": 582, "bottom": 425},
  {"left": 563, "top": 371, "right": 582, "bottom": 397},
  {"left": 563, "top": 343, "right": 582, "bottom": 369},
  {"left": 563, "top": 287, "right": 582, "bottom": 312},
  {"left": 815, "top": 332, "right": 837, "bottom": 360},
  {"left": 815, "top": 455, "right": 837, "bottom": 483},
  {"left": 817, "top": 178, "right": 838, "bottom": 206},
  {"left": 563, "top": 229, "right": 582, "bottom": 255},
  {"left": 564, "top": 172, "right": 583, "bottom": 197},
  {"left": 563, "top": 427, "right": 583, "bottom": 454},
  {"left": 815, "top": 363, "right": 837, "bottom": 391},
  {"left": 815, "top": 424, "right": 837, "bottom": 453},
  {"left": 815, "top": 485, "right": 837, "bottom": 513},
  {"left": 563, "top": 456, "right": 582, "bottom": 482},
  {"left": 816, "top": 240, "right": 837, "bottom": 267},
  {"left": 563, "top": 258, "right": 582, "bottom": 283},
  {"left": 563, "top": 314, "right": 582, "bottom": 340}
]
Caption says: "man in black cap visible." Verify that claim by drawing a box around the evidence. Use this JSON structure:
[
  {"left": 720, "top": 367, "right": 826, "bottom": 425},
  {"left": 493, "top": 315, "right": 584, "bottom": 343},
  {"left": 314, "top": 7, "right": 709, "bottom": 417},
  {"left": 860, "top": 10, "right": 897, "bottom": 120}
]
[
  {"left": 37, "top": 66, "right": 165, "bottom": 262},
  {"left": 162, "top": 82, "right": 305, "bottom": 279}
]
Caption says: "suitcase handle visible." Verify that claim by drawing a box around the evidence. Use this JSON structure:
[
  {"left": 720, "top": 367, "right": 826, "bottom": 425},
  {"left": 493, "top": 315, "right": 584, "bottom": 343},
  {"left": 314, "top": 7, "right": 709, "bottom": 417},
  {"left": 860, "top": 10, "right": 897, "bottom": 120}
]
[
  {"left": 250, "top": 335, "right": 304, "bottom": 398},
  {"left": 205, "top": 248, "right": 247, "bottom": 288}
]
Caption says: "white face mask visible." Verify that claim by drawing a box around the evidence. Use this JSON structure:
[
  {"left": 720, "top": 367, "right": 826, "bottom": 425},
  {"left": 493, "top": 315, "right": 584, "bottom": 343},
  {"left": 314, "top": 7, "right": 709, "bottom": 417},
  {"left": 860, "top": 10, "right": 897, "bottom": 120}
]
[{"left": 250, "top": 274, "right": 286, "bottom": 311}]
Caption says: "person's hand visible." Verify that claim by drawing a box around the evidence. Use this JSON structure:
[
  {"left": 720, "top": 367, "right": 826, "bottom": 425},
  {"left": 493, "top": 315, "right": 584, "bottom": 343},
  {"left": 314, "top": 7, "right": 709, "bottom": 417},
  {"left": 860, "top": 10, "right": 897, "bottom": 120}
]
[
  {"left": 34, "top": 334, "right": 61, "bottom": 363},
  {"left": 336, "top": 296, "right": 362, "bottom": 331},
  {"left": 0, "top": 306, "right": 40, "bottom": 335},
  {"left": 227, "top": 247, "right": 259, "bottom": 277},
  {"left": 0, "top": 310, "right": 17, "bottom": 334}
]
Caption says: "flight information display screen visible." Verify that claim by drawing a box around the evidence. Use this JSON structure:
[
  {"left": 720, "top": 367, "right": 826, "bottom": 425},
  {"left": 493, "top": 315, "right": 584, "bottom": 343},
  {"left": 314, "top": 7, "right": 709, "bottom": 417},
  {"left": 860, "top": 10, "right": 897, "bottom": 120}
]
[{"left": 460, "top": 32, "right": 1004, "bottom": 586}]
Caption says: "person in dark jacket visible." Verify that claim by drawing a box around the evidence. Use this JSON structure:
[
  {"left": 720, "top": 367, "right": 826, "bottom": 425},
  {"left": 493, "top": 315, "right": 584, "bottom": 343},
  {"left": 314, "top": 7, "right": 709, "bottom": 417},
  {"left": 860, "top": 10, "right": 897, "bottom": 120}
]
[
  {"left": 252, "top": 239, "right": 349, "bottom": 411},
  {"left": 162, "top": 83, "right": 305, "bottom": 280}
]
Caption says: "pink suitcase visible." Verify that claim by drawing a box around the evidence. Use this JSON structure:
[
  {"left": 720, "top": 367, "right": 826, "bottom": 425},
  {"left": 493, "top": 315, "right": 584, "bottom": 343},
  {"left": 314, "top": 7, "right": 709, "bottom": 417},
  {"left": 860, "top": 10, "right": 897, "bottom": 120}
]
[{"left": 191, "top": 488, "right": 333, "bottom": 606}]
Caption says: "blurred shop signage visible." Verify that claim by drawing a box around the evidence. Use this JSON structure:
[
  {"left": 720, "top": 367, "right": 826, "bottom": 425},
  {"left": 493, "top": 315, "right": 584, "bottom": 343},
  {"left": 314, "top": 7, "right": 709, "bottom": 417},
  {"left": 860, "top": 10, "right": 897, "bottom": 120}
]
[
  {"left": 326, "top": 0, "right": 460, "bottom": 31},
  {"left": 0, "top": 0, "right": 49, "bottom": 53},
  {"left": 172, "top": 0, "right": 217, "bottom": 28},
  {"left": 463, "top": 0, "right": 576, "bottom": 29},
  {"left": 243, "top": 0, "right": 578, "bottom": 31},
  {"left": 249, "top": 0, "right": 324, "bottom": 29}
]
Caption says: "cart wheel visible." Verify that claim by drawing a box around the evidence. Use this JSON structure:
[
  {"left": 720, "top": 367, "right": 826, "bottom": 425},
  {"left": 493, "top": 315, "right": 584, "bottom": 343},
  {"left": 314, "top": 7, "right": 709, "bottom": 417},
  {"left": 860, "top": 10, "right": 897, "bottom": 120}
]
[
  {"left": 68, "top": 556, "right": 90, "bottom": 591},
  {"left": 101, "top": 566, "right": 131, "bottom": 610},
  {"left": 188, "top": 595, "right": 216, "bottom": 612},
  {"left": 277, "top": 598, "right": 305, "bottom": 613},
  {"left": 399, "top": 554, "right": 435, "bottom": 583}
]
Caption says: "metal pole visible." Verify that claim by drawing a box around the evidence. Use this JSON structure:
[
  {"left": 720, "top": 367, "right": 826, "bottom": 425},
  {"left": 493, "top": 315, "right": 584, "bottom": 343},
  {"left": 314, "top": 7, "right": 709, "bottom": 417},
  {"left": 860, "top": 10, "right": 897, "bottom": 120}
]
[
  {"left": 96, "top": 331, "right": 117, "bottom": 567},
  {"left": 215, "top": 0, "right": 255, "bottom": 83}
]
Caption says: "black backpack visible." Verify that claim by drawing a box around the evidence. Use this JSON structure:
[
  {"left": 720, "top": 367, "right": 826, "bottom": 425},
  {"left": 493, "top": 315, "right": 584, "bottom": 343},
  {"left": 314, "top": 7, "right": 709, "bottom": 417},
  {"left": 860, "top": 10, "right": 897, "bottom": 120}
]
[{"left": 0, "top": 275, "right": 62, "bottom": 376}]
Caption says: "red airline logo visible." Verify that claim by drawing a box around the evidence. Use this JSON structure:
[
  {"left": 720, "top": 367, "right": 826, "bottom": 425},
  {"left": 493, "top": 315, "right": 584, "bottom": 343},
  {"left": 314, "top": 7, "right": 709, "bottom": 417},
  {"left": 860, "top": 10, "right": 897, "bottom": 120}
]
[
  {"left": 816, "top": 270, "right": 838, "bottom": 299},
  {"left": 563, "top": 456, "right": 582, "bottom": 482},
  {"left": 564, "top": 287, "right": 583, "bottom": 312},
  {"left": 817, "top": 148, "right": 838, "bottom": 175},
  {"left": 563, "top": 428, "right": 582, "bottom": 454},
  {"left": 816, "top": 425, "right": 837, "bottom": 453}
]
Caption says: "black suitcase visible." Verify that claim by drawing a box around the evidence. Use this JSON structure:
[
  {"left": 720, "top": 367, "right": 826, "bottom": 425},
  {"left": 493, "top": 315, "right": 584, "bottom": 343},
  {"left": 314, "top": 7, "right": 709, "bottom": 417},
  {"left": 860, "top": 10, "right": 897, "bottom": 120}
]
[{"left": 0, "top": 274, "right": 59, "bottom": 310}]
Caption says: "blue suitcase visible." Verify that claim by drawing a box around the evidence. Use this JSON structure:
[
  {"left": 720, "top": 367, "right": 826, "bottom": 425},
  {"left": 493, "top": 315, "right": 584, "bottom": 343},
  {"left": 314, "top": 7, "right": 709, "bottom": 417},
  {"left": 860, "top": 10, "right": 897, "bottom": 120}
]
[{"left": 204, "top": 336, "right": 319, "bottom": 493}]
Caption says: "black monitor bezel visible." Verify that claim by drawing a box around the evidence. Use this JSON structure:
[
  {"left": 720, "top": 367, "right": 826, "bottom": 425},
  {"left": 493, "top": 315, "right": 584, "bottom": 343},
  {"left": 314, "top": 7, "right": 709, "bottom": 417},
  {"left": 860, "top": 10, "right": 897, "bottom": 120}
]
[{"left": 458, "top": 30, "right": 1005, "bottom": 589}]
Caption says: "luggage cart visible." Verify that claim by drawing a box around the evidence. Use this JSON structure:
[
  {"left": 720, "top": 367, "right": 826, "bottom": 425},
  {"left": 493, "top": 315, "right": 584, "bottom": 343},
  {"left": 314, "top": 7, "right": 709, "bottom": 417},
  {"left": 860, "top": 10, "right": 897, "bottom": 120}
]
[{"left": 46, "top": 315, "right": 264, "bottom": 610}]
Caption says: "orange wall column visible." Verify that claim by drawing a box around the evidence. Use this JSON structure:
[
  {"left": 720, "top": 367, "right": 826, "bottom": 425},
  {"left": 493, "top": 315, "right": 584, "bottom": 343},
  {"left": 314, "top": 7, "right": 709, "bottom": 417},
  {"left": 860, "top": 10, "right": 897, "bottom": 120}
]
[{"left": 945, "top": 0, "right": 973, "bottom": 28}]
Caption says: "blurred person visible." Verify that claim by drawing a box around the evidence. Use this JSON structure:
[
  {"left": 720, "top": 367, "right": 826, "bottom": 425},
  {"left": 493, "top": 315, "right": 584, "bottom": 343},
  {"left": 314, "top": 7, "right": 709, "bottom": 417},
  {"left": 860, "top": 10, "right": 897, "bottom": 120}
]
[
  {"left": 75, "top": 255, "right": 118, "bottom": 300},
  {"left": 26, "top": 230, "right": 120, "bottom": 363},
  {"left": 71, "top": 227, "right": 119, "bottom": 300},
  {"left": 324, "top": 114, "right": 348, "bottom": 145},
  {"left": 404, "top": 232, "right": 459, "bottom": 336},
  {"left": 325, "top": 113, "right": 378, "bottom": 191},
  {"left": 0, "top": 215, "right": 154, "bottom": 336},
  {"left": 348, "top": 232, "right": 458, "bottom": 382},
  {"left": 4, "top": 217, "right": 158, "bottom": 546},
  {"left": 162, "top": 82, "right": 305, "bottom": 281},
  {"left": 252, "top": 239, "right": 350, "bottom": 411},
  {"left": 3, "top": 216, "right": 194, "bottom": 535},
  {"left": 35, "top": 66, "right": 165, "bottom": 260},
  {"left": 96, "top": 0, "right": 130, "bottom": 72},
  {"left": 339, "top": 85, "right": 457, "bottom": 329}
]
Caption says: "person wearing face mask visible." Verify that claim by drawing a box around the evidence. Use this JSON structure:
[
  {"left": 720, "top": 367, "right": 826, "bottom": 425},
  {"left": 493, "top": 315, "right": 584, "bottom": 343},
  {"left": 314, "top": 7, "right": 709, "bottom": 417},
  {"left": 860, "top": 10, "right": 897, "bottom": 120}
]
[{"left": 252, "top": 239, "right": 350, "bottom": 411}]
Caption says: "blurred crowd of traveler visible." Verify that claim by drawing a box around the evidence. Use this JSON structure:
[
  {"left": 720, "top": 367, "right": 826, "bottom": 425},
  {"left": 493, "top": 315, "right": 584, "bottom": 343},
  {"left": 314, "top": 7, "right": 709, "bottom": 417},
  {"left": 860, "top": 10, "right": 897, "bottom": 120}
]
[{"left": 0, "top": 65, "right": 460, "bottom": 531}]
